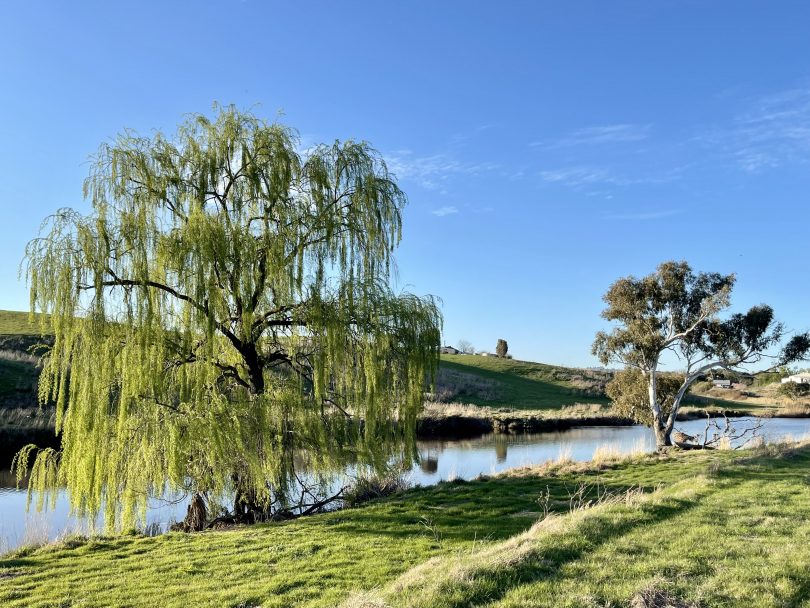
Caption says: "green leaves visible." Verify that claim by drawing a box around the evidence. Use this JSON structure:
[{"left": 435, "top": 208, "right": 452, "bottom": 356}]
[
  {"left": 594, "top": 260, "right": 808, "bottom": 445},
  {"left": 21, "top": 106, "right": 441, "bottom": 530}
]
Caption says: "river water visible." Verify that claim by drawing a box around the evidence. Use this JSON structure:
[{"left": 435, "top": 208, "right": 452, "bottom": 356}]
[{"left": 2, "top": 416, "right": 808, "bottom": 552}]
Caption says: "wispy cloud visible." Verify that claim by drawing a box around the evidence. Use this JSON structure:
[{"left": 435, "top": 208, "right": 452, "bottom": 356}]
[
  {"left": 538, "top": 165, "right": 678, "bottom": 190},
  {"left": 431, "top": 206, "right": 459, "bottom": 217},
  {"left": 531, "top": 123, "right": 651, "bottom": 148},
  {"left": 539, "top": 166, "right": 616, "bottom": 186},
  {"left": 604, "top": 208, "right": 682, "bottom": 221},
  {"left": 699, "top": 86, "right": 810, "bottom": 172},
  {"left": 385, "top": 150, "right": 499, "bottom": 190}
]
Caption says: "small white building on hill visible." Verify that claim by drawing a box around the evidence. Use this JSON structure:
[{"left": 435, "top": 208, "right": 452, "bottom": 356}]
[{"left": 781, "top": 374, "right": 810, "bottom": 385}]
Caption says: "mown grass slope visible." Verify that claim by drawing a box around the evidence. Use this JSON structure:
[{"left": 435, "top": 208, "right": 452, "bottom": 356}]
[
  {"left": 437, "top": 354, "right": 610, "bottom": 409},
  {"left": 2, "top": 445, "right": 809, "bottom": 607}
]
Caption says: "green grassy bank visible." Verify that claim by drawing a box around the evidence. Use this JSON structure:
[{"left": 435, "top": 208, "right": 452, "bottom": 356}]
[
  {"left": 2, "top": 443, "right": 810, "bottom": 607},
  {"left": 436, "top": 354, "right": 611, "bottom": 409}
]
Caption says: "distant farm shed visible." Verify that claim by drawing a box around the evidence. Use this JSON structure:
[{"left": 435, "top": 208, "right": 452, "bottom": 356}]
[
  {"left": 712, "top": 379, "right": 733, "bottom": 389},
  {"left": 440, "top": 346, "right": 460, "bottom": 355},
  {"left": 781, "top": 374, "right": 810, "bottom": 385}
]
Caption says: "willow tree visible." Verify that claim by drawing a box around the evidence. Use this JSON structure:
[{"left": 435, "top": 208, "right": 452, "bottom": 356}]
[
  {"left": 17, "top": 106, "right": 441, "bottom": 531},
  {"left": 593, "top": 261, "right": 809, "bottom": 448}
]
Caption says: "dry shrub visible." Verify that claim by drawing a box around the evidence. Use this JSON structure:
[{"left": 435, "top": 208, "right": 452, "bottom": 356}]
[
  {"left": 0, "top": 349, "right": 40, "bottom": 365},
  {"left": 343, "top": 471, "right": 410, "bottom": 508},
  {"left": 778, "top": 403, "right": 810, "bottom": 417},
  {"left": 430, "top": 368, "right": 501, "bottom": 402},
  {"left": 560, "top": 403, "right": 606, "bottom": 417},
  {"left": 592, "top": 443, "right": 622, "bottom": 465},
  {"left": 0, "top": 407, "right": 56, "bottom": 430},
  {"left": 556, "top": 445, "right": 573, "bottom": 465},
  {"left": 629, "top": 584, "right": 698, "bottom": 608},
  {"left": 340, "top": 593, "right": 390, "bottom": 608},
  {"left": 420, "top": 401, "right": 494, "bottom": 419}
]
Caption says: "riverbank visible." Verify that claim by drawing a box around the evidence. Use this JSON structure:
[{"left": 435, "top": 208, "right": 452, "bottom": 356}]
[
  {"left": 2, "top": 441, "right": 810, "bottom": 607},
  {"left": 4, "top": 401, "right": 808, "bottom": 468},
  {"left": 415, "top": 401, "right": 809, "bottom": 439}
]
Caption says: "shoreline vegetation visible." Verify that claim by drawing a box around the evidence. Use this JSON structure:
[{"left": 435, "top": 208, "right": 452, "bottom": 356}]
[
  {"left": 3, "top": 439, "right": 810, "bottom": 606},
  {"left": 4, "top": 401, "right": 810, "bottom": 466},
  {"left": 415, "top": 401, "right": 810, "bottom": 439},
  {"left": 2, "top": 307, "right": 810, "bottom": 465}
]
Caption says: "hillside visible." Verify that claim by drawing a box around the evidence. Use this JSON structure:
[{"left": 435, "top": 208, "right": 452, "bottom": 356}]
[
  {"left": 2, "top": 443, "right": 809, "bottom": 607},
  {"left": 436, "top": 354, "right": 611, "bottom": 409},
  {"left": 0, "top": 309, "right": 802, "bottom": 415},
  {"left": 0, "top": 310, "right": 50, "bottom": 409},
  {"left": 0, "top": 310, "right": 50, "bottom": 337},
  {"left": 437, "top": 354, "right": 807, "bottom": 415}
]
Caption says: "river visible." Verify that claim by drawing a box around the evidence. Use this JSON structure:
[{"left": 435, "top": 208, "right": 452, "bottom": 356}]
[{"left": 2, "top": 416, "right": 808, "bottom": 552}]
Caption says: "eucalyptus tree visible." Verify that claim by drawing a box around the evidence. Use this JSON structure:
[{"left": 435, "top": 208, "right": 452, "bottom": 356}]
[
  {"left": 593, "top": 261, "right": 809, "bottom": 448},
  {"left": 16, "top": 106, "right": 442, "bottom": 530}
]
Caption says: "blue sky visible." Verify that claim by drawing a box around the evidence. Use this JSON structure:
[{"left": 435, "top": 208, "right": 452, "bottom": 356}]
[{"left": 1, "top": 1, "right": 809, "bottom": 367}]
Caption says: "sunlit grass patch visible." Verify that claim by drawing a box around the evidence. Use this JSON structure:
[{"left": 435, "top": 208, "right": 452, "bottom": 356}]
[{"left": 2, "top": 445, "right": 809, "bottom": 607}]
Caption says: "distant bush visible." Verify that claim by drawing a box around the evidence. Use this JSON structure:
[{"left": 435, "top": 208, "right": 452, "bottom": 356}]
[
  {"left": 778, "top": 381, "right": 810, "bottom": 400},
  {"left": 754, "top": 370, "right": 790, "bottom": 387},
  {"left": 692, "top": 380, "right": 713, "bottom": 393},
  {"left": 606, "top": 368, "right": 684, "bottom": 426},
  {"left": 343, "top": 471, "right": 409, "bottom": 507}
]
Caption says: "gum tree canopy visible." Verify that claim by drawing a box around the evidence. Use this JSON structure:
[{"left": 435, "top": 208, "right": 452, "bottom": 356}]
[
  {"left": 593, "top": 261, "right": 809, "bottom": 448},
  {"left": 17, "top": 106, "right": 442, "bottom": 530}
]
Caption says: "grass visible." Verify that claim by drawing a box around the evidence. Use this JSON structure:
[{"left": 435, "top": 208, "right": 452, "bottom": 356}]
[
  {"left": 689, "top": 381, "right": 810, "bottom": 413},
  {"left": 0, "top": 358, "right": 38, "bottom": 399},
  {"left": 438, "top": 354, "right": 808, "bottom": 417},
  {"left": 0, "top": 310, "right": 49, "bottom": 336},
  {"left": 437, "top": 354, "right": 610, "bottom": 409},
  {"left": 3, "top": 443, "right": 810, "bottom": 607},
  {"left": 0, "top": 309, "right": 803, "bottom": 416}
]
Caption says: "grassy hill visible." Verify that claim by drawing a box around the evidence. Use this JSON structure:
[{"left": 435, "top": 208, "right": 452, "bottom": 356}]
[
  {"left": 437, "top": 354, "right": 804, "bottom": 415},
  {"left": 0, "top": 309, "right": 800, "bottom": 414},
  {"left": 2, "top": 443, "right": 809, "bottom": 607},
  {"left": 0, "top": 311, "right": 50, "bottom": 408},
  {"left": 436, "top": 354, "right": 610, "bottom": 410},
  {"left": 0, "top": 310, "right": 49, "bottom": 336}
]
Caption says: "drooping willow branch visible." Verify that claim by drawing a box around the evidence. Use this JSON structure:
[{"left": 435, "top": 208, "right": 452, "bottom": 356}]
[{"left": 17, "top": 105, "right": 442, "bottom": 532}]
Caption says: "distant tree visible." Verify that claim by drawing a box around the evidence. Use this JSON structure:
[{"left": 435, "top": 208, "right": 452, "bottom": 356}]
[
  {"left": 16, "top": 106, "right": 441, "bottom": 531},
  {"left": 778, "top": 381, "right": 810, "bottom": 400},
  {"left": 593, "top": 261, "right": 810, "bottom": 448},
  {"left": 753, "top": 366, "right": 793, "bottom": 387},
  {"left": 495, "top": 339, "right": 508, "bottom": 358},
  {"left": 456, "top": 339, "right": 475, "bottom": 355}
]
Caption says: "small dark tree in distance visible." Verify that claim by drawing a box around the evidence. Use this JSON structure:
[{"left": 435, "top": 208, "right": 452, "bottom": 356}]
[{"left": 496, "top": 339, "right": 508, "bottom": 358}]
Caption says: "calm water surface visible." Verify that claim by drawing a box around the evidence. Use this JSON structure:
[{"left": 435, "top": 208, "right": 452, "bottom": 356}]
[{"left": 2, "top": 416, "right": 808, "bottom": 551}]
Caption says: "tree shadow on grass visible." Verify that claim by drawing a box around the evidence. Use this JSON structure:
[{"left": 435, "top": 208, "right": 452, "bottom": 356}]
[
  {"left": 332, "top": 472, "right": 669, "bottom": 545},
  {"left": 423, "top": 493, "right": 711, "bottom": 608}
]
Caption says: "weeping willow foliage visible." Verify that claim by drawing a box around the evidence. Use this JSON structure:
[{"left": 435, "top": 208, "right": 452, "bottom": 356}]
[{"left": 17, "top": 106, "right": 442, "bottom": 531}]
